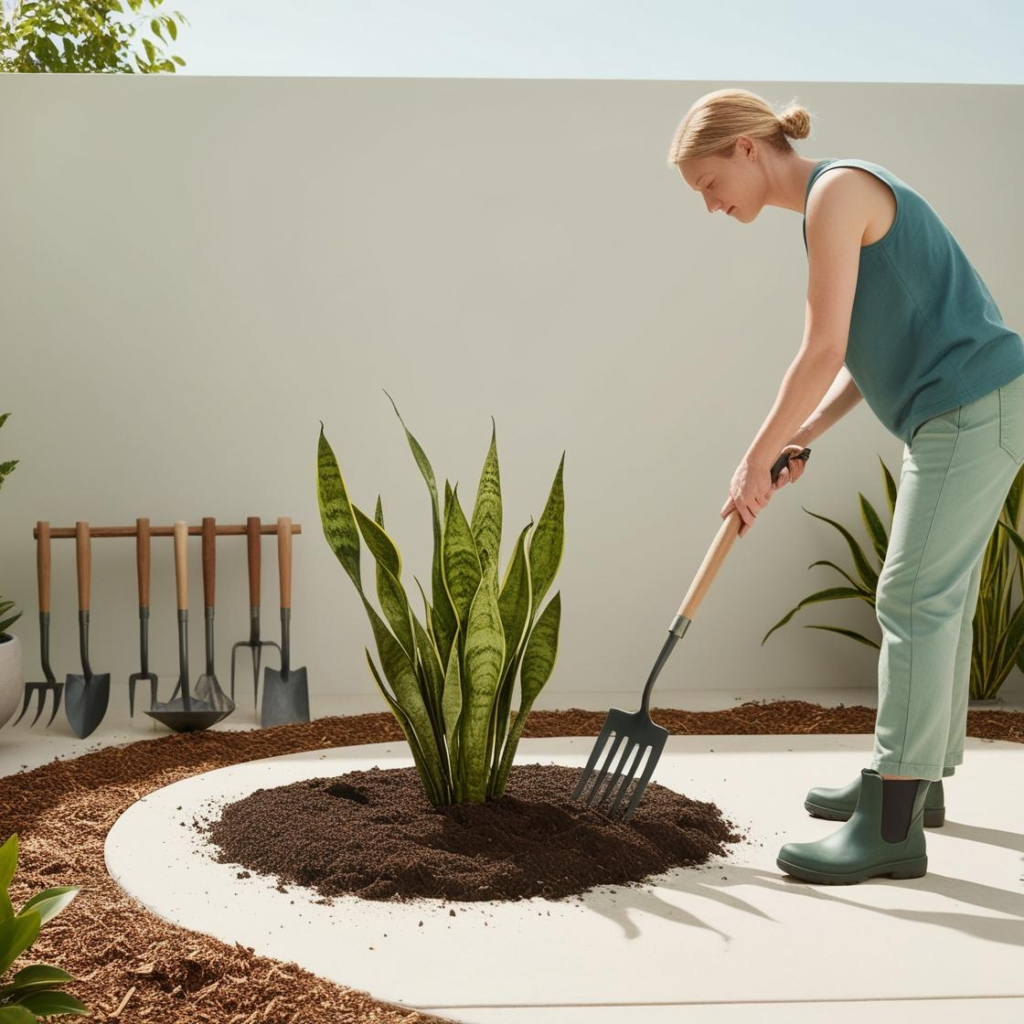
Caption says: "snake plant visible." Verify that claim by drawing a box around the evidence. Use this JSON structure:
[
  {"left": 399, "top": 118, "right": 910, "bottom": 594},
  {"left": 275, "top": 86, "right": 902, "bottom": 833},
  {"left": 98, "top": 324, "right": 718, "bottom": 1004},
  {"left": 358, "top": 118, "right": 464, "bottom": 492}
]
[
  {"left": 0, "top": 834, "right": 88, "bottom": 1021},
  {"left": 763, "top": 456, "right": 1024, "bottom": 700},
  {"left": 317, "top": 392, "right": 565, "bottom": 805}
]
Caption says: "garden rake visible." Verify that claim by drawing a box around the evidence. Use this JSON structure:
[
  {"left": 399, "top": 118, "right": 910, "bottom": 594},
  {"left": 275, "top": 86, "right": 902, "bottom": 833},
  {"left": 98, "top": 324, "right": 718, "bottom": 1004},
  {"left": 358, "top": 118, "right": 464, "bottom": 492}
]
[{"left": 572, "top": 446, "right": 811, "bottom": 822}]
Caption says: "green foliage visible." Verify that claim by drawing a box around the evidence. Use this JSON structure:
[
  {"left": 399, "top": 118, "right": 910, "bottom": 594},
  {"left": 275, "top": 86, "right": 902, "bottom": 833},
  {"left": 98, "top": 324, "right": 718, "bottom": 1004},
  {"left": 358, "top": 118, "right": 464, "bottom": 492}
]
[
  {"left": 0, "top": 0, "right": 188, "bottom": 73},
  {"left": 0, "top": 414, "right": 20, "bottom": 638},
  {"left": 763, "top": 455, "right": 1024, "bottom": 700},
  {"left": 0, "top": 834, "right": 88, "bottom": 1021},
  {"left": 317, "top": 394, "right": 565, "bottom": 805}
]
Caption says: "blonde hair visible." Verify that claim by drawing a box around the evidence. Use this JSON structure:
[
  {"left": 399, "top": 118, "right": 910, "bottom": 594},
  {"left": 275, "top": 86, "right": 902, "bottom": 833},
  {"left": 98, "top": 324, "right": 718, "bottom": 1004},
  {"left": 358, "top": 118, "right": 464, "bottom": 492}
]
[{"left": 667, "top": 89, "right": 811, "bottom": 168}]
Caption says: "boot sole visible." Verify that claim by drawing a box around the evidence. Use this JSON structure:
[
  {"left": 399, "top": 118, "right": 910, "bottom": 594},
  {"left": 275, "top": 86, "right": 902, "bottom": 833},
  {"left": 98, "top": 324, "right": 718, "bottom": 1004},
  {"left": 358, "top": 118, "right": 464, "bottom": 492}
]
[
  {"left": 804, "top": 800, "right": 945, "bottom": 828},
  {"left": 776, "top": 854, "right": 928, "bottom": 885}
]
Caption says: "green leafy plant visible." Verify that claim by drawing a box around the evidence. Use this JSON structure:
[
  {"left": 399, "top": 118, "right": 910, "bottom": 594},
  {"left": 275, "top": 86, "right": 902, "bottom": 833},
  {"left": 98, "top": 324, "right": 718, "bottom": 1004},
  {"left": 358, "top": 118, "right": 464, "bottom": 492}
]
[
  {"left": 0, "top": 833, "right": 88, "bottom": 1022},
  {"left": 0, "top": 413, "right": 20, "bottom": 639},
  {"left": 317, "top": 393, "right": 565, "bottom": 805},
  {"left": 763, "top": 455, "right": 1024, "bottom": 700},
  {"left": 0, "top": 0, "right": 188, "bottom": 73}
]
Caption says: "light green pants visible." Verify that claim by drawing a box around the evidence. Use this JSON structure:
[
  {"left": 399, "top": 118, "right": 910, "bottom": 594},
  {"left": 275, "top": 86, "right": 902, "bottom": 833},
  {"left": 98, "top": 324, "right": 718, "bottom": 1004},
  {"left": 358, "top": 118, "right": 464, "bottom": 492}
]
[{"left": 870, "top": 374, "right": 1024, "bottom": 782}]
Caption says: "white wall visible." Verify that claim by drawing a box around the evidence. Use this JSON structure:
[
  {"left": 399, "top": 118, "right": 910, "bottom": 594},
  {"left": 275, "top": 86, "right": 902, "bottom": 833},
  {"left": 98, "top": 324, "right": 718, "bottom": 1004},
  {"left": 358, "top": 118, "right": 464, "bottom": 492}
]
[{"left": 1, "top": 77, "right": 1021, "bottom": 707}]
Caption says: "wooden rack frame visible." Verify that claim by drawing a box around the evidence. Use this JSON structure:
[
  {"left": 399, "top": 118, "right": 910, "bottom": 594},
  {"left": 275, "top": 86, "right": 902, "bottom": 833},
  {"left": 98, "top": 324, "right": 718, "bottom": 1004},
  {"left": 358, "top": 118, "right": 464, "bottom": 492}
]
[{"left": 33, "top": 523, "right": 302, "bottom": 539}]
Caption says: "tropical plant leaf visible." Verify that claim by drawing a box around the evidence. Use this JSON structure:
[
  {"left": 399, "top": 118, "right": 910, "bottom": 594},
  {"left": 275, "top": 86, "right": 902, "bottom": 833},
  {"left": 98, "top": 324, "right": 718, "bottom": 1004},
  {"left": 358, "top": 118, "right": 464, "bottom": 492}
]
[
  {"left": 800, "top": 506, "right": 880, "bottom": 591},
  {"left": 879, "top": 454, "right": 899, "bottom": 521},
  {"left": 0, "top": 1004, "right": 37, "bottom": 1023},
  {"left": 802, "top": 624, "right": 880, "bottom": 648},
  {"left": 18, "top": 886, "right": 78, "bottom": 927},
  {"left": 0, "top": 909, "right": 40, "bottom": 977},
  {"left": 858, "top": 492, "right": 889, "bottom": 565},
  {"left": 0, "top": 834, "right": 16, "bottom": 891},
  {"left": 441, "top": 631, "right": 463, "bottom": 785},
  {"left": 806, "top": 559, "right": 874, "bottom": 597},
  {"left": 762, "top": 587, "right": 873, "bottom": 645},
  {"left": 0, "top": 963, "right": 75, "bottom": 1001},
  {"left": 15, "top": 990, "right": 89, "bottom": 1016}
]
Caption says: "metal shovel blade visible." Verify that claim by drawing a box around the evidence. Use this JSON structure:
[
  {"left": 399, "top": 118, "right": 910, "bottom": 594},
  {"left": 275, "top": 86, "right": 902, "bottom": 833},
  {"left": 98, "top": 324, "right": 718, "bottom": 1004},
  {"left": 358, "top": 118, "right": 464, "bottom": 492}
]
[
  {"left": 64, "top": 673, "right": 110, "bottom": 739},
  {"left": 146, "top": 696, "right": 230, "bottom": 734},
  {"left": 260, "top": 665, "right": 309, "bottom": 728},
  {"left": 571, "top": 708, "right": 669, "bottom": 822}
]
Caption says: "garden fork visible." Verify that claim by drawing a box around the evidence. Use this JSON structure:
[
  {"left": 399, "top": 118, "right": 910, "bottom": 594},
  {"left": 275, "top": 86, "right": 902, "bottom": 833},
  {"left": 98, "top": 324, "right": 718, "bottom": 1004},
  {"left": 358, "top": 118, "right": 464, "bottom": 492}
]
[
  {"left": 230, "top": 517, "right": 280, "bottom": 707},
  {"left": 13, "top": 521, "right": 64, "bottom": 728}
]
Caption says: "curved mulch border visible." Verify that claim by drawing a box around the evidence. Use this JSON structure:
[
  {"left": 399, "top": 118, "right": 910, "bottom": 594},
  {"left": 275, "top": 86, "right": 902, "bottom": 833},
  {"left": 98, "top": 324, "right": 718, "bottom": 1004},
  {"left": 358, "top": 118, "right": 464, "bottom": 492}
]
[{"left": 1, "top": 699, "right": 1021, "bottom": 1023}]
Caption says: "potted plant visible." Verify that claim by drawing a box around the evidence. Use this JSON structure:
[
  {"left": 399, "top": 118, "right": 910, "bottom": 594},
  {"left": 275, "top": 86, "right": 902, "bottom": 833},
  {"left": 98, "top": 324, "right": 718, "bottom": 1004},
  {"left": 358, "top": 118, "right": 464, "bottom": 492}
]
[
  {"left": 0, "top": 833, "right": 89, "bottom": 1021},
  {"left": 762, "top": 455, "right": 1024, "bottom": 704},
  {"left": 316, "top": 392, "right": 564, "bottom": 805},
  {"left": 0, "top": 412, "right": 23, "bottom": 730}
]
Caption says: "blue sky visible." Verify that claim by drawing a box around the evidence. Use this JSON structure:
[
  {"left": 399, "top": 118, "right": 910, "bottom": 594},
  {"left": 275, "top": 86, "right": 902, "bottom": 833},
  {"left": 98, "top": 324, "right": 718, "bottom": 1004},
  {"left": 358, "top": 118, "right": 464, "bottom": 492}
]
[{"left": 129, "top": 0, "right": 1023, "bottom": 82}]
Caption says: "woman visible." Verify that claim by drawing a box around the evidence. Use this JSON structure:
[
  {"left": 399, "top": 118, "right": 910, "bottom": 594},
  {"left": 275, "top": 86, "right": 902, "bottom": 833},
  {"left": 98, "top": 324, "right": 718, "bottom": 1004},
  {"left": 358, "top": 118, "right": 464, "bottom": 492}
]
[{"left": 668, "top": 88, "right": 1024, "bottom": 885}]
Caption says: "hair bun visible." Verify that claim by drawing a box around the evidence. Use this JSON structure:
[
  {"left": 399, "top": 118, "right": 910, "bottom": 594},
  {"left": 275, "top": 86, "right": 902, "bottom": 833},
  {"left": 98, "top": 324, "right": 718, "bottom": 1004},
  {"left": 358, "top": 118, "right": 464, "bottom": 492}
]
[{"left": 780, "top": 106, "right": 811, "bottom": 139}]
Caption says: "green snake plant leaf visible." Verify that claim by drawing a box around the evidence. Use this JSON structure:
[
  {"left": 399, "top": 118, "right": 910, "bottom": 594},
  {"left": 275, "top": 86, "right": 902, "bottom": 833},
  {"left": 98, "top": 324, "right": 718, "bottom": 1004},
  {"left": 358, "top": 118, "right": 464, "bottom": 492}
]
[
  {"left": 382, "top": 390, "right": 458, "bottom": 668},
  {"left": 800, "top": 506, "right": 880, "bottom": 591},
  {"left": 353, "top": 503, "right": 415, "bottom": 658},
  {"left": 411, "top": 610, "right": 447, "bottom": 751},
  {"left": 317, "top": 424, "right": 363, "bottom": 592},
  {"left": 441, "top": 630, "right": 463, "bottom": 779},
  {"left": 470, "top": 418, "right": 502, "bottom": 583},
  {"left": 495, "top": 591, "right": 561, "bottom": 793},
  {"left": 527, "top": 452, "right": 565, "bottom": 616},
  {"left": 362, "top": 593, "right": 446, "bottom": 798},
  {"left": 802, "top": 624, "right": 881, "bottom": 648},
  {"left": 0, "top": 908, "right": 40, "bottom": 977},
  {"left": 443, "top": 485, "right": 482, "bottom": 633},
  {"left": 806, "top": 559, "right": 875, "bottom": 597},
  {"left": 364, "top": 649, "right": 444, "bottom": 805},
  {"left": 858, "top": 492, "right": 889, "bottom": 565},
  {"left": 460, "top": 549, "right": 506, "bottom": 802},
  {"left": 14, "top": 991, "right": 89, "bottom": 1017},
  {"left": 762, "top": 586, "right": 873, "bottom": 645}
]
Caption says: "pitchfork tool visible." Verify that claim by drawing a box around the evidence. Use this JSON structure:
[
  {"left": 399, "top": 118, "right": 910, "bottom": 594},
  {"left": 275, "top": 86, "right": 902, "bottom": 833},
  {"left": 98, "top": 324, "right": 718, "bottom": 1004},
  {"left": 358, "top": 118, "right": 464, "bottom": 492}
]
[
  {"left": 230, "top": 516, "right": 281, "bottom": 707},
  {"left": 12, "top": 521, "right": 64, "bottom": 728},
  {"left": 572, "top": 446, "right": 811, "bottom": 822},
  {"left": 128, "top": 517, "right": 159, "bottom": 717}
]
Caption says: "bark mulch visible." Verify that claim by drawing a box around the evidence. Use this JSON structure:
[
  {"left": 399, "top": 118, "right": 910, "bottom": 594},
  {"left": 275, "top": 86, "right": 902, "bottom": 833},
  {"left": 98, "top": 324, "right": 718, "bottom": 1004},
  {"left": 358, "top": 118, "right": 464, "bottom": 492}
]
[{"left": 1, "top": 699, "right": 1021, "bottom": 1023}]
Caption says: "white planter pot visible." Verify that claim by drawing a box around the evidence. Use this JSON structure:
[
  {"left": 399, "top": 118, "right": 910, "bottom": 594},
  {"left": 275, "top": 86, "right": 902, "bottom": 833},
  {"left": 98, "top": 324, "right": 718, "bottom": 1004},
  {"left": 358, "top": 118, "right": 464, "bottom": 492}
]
[{"left": 0, "top": 633, "right": 24, "bottom": 730}]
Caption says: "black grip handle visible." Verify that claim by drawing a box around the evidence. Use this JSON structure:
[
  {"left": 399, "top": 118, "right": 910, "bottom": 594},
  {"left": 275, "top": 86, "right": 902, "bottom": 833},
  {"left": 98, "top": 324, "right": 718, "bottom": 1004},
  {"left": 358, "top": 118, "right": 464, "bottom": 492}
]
[{"left": 770, "top": 446, "right": 811, "bottom": 484}]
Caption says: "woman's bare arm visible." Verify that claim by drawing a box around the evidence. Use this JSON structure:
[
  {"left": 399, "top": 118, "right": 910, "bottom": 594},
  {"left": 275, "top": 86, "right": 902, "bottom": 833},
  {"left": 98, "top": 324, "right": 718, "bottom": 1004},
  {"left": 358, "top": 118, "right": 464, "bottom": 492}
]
[{"left": 787, "top": 363, "right": 862, "bottom": 446}]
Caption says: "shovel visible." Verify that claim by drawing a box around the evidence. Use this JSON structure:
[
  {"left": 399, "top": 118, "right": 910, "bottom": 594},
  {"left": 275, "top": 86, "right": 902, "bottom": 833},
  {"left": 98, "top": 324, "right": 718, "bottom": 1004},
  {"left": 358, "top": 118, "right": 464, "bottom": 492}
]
[
  {"left": 12, "top": 521, "right": 64, "bottom": 728},
  {"left": 572, "top": 446, "right": 811, "bottom": 822},
  {"left": 145, "top": 520, "right": 233, "bottom": 734},
  {"left": 260, "top": 516, "right": 310, "bottom": 727},
  {"left": 64, "top": 521, "right": 111, "bottom": 739},
  {"left": 127, "top": 517, "right": 159, "bottom": 717}
]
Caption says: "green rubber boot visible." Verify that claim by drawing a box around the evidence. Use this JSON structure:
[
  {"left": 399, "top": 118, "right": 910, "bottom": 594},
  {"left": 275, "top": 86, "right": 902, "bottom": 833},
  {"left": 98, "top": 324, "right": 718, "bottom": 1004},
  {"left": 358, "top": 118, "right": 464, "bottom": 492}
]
[
  {"left": 778, "top": 769, "right": 930, "bottom": 884},
  {"left": 805, "top": 774, "right": 945, "bottom": 827}
]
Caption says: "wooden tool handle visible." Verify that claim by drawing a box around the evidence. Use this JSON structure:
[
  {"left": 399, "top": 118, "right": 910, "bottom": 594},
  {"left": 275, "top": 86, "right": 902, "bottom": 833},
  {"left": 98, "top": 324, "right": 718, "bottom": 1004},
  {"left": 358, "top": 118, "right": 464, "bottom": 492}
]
[
  {"left": 676, "top": 446, "right": 812, "bottom": 622},
  {"left": 136, "top": 518, "right": 150, "bottom": 607},
  {"left": 202, "top": 517, "right": 216, "bottom": 607},
  {"left": 247, "top": 516, "right": 261, "bottom": 605},
  {"left": 676, "top": 511, "right": 742, "bottom": 620},
  {"left": 36, "top": 521, "right": 50, "bottom": 613},
  {"left": 174, "top": 520, "right": 188, "bottom": 611},
  {"left": 75, "top": 521, "right": 90, "bottom": 612},
  {"left": 277, "top": 516, "right": 292, "bottom": 610}
]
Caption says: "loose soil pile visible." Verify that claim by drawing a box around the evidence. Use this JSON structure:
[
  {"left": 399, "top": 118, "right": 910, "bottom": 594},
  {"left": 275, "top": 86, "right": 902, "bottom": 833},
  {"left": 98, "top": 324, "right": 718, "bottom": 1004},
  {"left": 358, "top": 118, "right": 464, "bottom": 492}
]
[
  {"left": 202, "top": 763, "right": 743, "bottom": 903},
  {"left": 1, "top": 700, "right": 1021, "bottom": 1023}
]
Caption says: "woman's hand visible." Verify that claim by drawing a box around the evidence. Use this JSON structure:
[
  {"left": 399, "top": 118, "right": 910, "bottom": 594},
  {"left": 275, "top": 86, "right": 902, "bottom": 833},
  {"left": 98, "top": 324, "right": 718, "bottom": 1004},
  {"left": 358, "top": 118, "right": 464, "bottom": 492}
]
[{"left": 720, "top": 444, "right": 808, "bottom": 538}]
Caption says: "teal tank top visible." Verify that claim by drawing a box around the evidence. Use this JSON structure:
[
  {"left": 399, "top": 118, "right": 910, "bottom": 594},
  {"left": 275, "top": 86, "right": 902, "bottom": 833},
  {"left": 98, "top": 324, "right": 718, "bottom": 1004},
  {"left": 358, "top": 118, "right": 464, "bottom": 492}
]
[{"left": 803, "top": 158, "right": 1024, "bottom": 446}]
